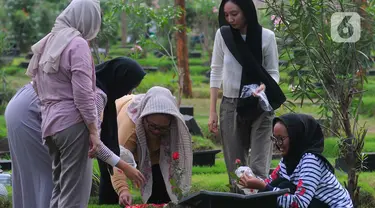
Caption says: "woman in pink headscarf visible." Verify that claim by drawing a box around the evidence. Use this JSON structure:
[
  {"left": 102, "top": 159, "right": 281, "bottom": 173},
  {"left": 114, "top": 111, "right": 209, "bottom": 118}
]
[{"left": 25, "top": 0, "right": 143, "bottom": 207}]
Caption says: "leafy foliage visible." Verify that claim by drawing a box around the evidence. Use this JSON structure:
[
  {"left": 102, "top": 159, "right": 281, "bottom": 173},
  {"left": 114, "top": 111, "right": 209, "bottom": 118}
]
[{"left": 265, "top": 0, "right": 375, "bottom": 204}]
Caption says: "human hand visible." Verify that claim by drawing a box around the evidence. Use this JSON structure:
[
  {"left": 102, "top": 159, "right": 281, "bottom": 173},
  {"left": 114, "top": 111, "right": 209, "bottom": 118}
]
[
  {"left": 119, "top": 190, "right": 132, "bottom": 206},
  {"left": 239, "top": 174, "right": 266, "bottom": 190},
  {"left": 252, "top": 83, "right": 266, "bottom": 97},
  {"left": 120, "top": 163, "right": 146, "bottom": 189},
  {"left": 208, "top": 111, "right": 219, "bottom": 134},
  {"left": 88, "top": 133, "right": 100, "bottom": 158}
]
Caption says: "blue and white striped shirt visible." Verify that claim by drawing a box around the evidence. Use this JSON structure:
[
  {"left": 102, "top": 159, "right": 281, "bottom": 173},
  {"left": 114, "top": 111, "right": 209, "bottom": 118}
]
[{"left": 265, "top": 153, "right": 353, "bottom": 208}]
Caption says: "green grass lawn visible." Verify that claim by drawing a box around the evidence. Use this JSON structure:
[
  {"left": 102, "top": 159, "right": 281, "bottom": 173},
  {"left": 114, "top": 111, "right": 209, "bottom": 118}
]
[{"left": 2, "top": 50, "right": 375, "bottom": 207}]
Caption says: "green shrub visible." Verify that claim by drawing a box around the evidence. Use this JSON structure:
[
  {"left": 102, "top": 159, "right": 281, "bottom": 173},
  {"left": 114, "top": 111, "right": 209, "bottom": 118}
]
[
  {"left": 191, "top": 87, "right": 210, "bottom": 99},
  {"left": 190, "top": 75, "right": 207, "bottom": 87},
  {"left": 190, "top": 65, "right": 209, "bottom": 75},
  {"left": 136, "top": 72, "right": 177, "bottom": 94},
  {"left": 192, "top": 136, "right": 216, "bottom": 151},
  {"left": 359, "top": 97, "right": 375, "bottom": 117},
  {"left": 0, "top": 115, "right": 6, "bottom": 139},
  {"left": 191, "top": 173, "right": 229, "bottom": 193},
  {"left": 136, "top": 57, "right": 172, "bottom": 71},
  {"left": 189, "top": 58, "right": 209, "bottom": 66},
  {"left": 107, "top": 47, "right": 132, "bottom": 57},
  {"left": 2, "top": 66, "right": 22, "bottom": 76},
  {"left": 358, "top": 190, "right": 375, "bottom": 208},
  {"left": 0, "top": 196, "right": 11, "bottom": 208},
  {"left": 323, "top": 137, "right": 340, "bottom": 158},
  {"left": 192, "top": 159, "right": 226, "bottom": 175}
]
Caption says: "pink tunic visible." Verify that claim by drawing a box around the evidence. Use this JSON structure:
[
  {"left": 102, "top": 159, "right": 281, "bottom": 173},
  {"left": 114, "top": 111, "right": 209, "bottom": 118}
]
[{"left": 33, "top": 37, "right": 97, "bottom": 138}]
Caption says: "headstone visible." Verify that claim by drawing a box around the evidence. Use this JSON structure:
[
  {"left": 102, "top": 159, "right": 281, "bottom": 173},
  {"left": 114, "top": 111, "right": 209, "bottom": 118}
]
[
  {"left": 0, "top": 173, "right": 11, "bottom": 186},
  {"left": 26, "top": 52, "right": 33, "bottom": 60},
  {"left": 142, "top": 66, "right": 158, "bottom": 73},
  {"left": 362, "top": 152, "right": 375, "bottom": 172},
  {"left": 178, "top": 189, "right": 290, "bottom": 208},
  {"left": 190, "top": 34, "right": 204, "bottom": 48},
  {"left": 272, "top": 153, "right": 282, "bottom": 160},
  {"left": 180, "top": 105, "right": 194, "bottom": 116},
  {"left": 193, "top": 150, "right": 221, "bottom": 167},
  {"left": 0, "top": 56, "right": 14, "bottom": 66},
  {"left": 2, "top": 48, "right": 20, "bottom": 57},
  {"left": 288, "top": 69, "right": 309, "bottom": 77},
  {"left": 90, "top": 48, "right": 107, "bottom": 54},
  {"left": 189, "top": 52, "right": 202, "bottom": 58},
  {"left": 0, "top": 139, "right": 9, "bottom": 157},
  {"left": 19, "top": 61, "right": 30, "bottom": 69},
  {"left": 183, "top": 115, "right": 203, "bottom": 137},
  {"left": 154, "top": 51, "right": 164, "bottom": 58},
  {"left": 0, "top": 160, "right": 11, "bottom": 171},
  {"left": 316, "top": 118, "right": 328, "bottom": 126},
  {"left": 205, "top": 70, "right": 211, "bottom": 79},
  {"left": 368, "top": 69, "right": 375, "bottom": 76},
  {"left": 313, "top": 82, "right": 323, "bottom": 89}
]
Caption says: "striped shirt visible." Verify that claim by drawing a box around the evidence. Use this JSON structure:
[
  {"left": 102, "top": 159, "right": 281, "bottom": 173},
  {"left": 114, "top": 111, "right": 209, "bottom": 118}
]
[
  {"left": 264, "top": 153, "right": 353, "bottom": 208},
  {"left": 94, "top": 87, "right": 120, "bottom": 167}
]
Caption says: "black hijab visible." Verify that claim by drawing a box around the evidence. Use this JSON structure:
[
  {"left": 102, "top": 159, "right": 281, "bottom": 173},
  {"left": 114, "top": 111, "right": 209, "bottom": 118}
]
[
  {"left": 273, "top": 113, "right": 335, "bottom": 175},
  {"left": 218, "top": 0, "right": 285, "bottom": 112},
  {"left": 219, "top": 0, "right": 263, "bottom": 65},
  {"left": 95, "top": 57, "right": 146, "bottom": 156}
]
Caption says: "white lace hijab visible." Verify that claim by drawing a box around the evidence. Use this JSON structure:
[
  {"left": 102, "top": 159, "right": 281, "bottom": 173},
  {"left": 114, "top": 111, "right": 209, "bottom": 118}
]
[
  {"left": 26, "top": 0, "right": 101, "bottom": 77},
  {"left": 127, "top": 86, "right": 193, "bottom": 203}
]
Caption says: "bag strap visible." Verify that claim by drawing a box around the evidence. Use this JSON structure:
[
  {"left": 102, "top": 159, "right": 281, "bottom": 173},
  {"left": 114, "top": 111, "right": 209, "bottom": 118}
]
[{"left": 220, "top": 26, "right": 245, "bottom": 68}]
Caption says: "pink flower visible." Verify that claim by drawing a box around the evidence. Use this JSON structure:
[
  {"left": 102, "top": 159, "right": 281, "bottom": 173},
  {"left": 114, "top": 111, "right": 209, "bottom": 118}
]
[
  {"left": 172, "top": 152, "right": 179, "bottom": 160},
  {"left": 235, "top": 159, "right": 241, "bottom": 165},
  {"left": 271, "top": 15, "right": 283, "bottom": 26},
  {"left": 131, "top": 44, "right": 143, "bottom": 52},
  {"left": 212, "top": 6, "right": 218, "bottom": 13}
]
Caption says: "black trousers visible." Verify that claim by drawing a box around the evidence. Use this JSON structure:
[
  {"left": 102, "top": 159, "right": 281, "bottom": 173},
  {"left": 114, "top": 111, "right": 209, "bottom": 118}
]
[
  {"left": 262, "top": 177, "right": 330, "bottom": 208},
  {"left": 147, "top": 164, "right": 171, "bottom": 204},
  {"left": 98, "top": 160, "right": 119, "bottom": 205}
]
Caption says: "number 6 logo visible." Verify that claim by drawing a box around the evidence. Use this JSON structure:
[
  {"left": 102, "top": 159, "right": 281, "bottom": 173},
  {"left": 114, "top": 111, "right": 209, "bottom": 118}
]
[{"left": 331, "top": 12, "right": 361, "bottom": 43}]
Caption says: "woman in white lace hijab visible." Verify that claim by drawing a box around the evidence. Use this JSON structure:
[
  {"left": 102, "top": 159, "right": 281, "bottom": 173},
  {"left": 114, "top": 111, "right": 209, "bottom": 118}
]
[
  {"left": 112, "top": 86, "right": 192, "bottom": 206},
  {"left": 25, "top": 0, "right": 102, "bottom": 207}
]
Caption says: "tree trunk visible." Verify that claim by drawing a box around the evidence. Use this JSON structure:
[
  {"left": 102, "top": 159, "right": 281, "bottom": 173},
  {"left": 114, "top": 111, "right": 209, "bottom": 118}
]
[
  {"left": 201, "top": 18, "right": 213, "bottom": 63},
  {"left": 344, "top": 3, "right": 370, "bottom": 207},
  {"left": 175, "top": 0, "right": 192, "bottom": 98},
  {"left": 120, "top": 11, "right": 127, "bottom": 48}
]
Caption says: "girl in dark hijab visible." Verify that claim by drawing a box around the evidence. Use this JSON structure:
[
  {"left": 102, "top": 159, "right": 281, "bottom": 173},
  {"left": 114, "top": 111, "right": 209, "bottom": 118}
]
[
  {"left": 209, "top": 0, "right": 285, "bottom": 187},
  {"left": 95, "top": 57, "right": 146, "bottom": 205},
  {"left": 239, "top": 113, "right": 353, "bottom": 208}
]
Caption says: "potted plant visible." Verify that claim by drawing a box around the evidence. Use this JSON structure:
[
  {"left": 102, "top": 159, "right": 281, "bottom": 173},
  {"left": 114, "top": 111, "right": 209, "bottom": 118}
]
[{"left": 192, "top": 136, "right": 220, "bottom": 167}]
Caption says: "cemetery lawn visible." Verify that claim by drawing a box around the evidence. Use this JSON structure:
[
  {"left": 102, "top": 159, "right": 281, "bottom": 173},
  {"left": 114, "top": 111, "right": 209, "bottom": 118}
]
[{"left": 1, "top": 51, "right": 375, "bottom": 207}]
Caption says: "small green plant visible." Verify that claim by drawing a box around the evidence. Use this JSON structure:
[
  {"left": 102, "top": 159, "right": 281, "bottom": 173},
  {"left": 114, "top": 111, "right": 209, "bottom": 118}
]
[
  {"left": 0, "top": 196, "right": 11, "bottom": 208},
  {"left": 107, "top": 0, "right": 188, "bottom": 106}
]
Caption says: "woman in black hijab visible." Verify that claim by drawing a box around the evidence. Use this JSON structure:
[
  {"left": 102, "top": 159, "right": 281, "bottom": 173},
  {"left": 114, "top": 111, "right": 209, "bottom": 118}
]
[
  {"left": 95, "top": 57, "right": 146, "bottom": 205},
  {"left": 208, "top": 0, "right": 285, "bottom": 186},
  {"left": 239, "top": 113, "right": 353, "bottom": 208}
]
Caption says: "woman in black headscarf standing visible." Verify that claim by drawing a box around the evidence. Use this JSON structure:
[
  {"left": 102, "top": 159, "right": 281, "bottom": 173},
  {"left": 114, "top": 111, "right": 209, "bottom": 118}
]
[
  {"left": 208, "top": 0, "right": 286, "bottom": 187},
  {"left": 95, "top": 57, "right": 146, "bottom": 204},
  {"left": 239, "top": 113, "right": 353, "bottom": 208}
]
